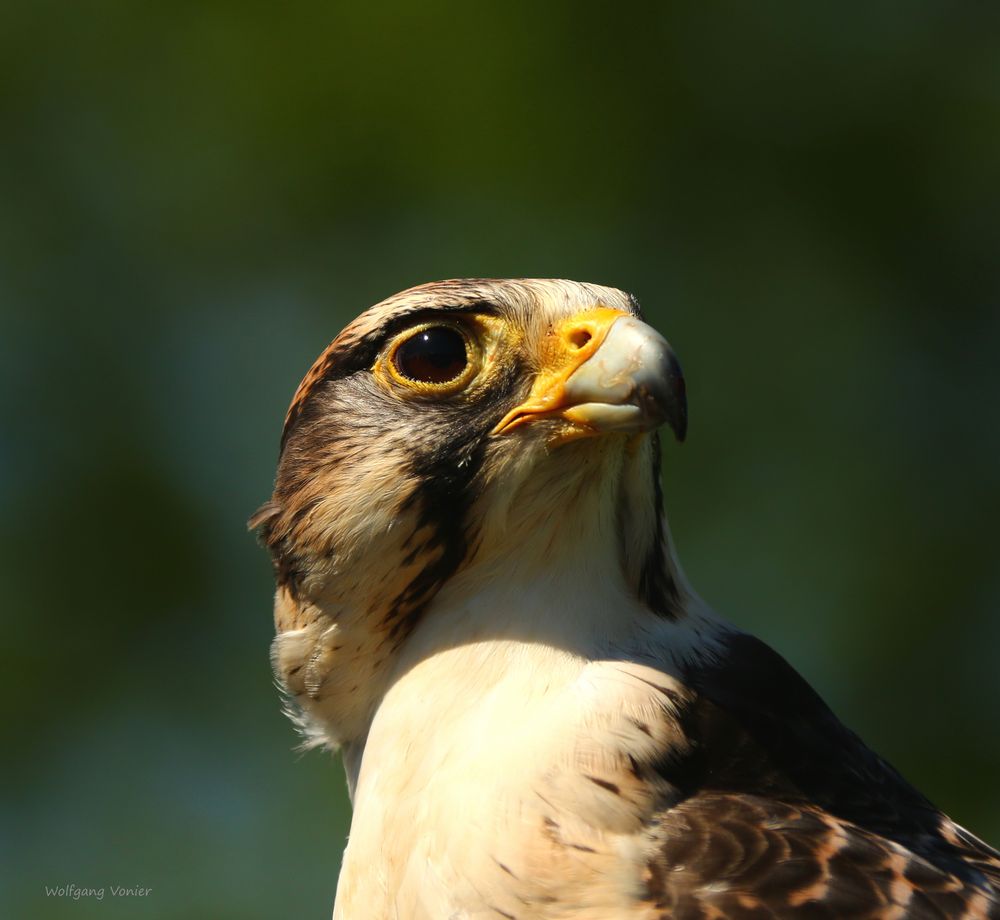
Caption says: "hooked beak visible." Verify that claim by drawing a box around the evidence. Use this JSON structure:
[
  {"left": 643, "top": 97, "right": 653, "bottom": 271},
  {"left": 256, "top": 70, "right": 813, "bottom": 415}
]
[{"left": 492, "top": 308, "right": 687, "bottom": 443}]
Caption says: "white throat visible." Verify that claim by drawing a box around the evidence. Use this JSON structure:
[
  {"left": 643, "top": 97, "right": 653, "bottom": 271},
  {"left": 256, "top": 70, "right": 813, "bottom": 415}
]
[
  {"left": 332, "top": 440, "right": 723, "bottom": 919},
  {"left": 341, "top": 436, "right": 647, "bottom": 773}
]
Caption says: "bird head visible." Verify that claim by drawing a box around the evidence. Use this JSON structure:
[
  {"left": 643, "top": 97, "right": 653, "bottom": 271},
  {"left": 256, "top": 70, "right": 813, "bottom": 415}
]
[{"left": 252, "top": 279, "right": 688, "bottom": 748}]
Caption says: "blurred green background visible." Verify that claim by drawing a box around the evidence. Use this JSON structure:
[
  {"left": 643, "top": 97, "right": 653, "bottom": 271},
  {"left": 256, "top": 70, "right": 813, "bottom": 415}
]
[{"left": 3, "top": 2, "right": 998, "bottom": 917}]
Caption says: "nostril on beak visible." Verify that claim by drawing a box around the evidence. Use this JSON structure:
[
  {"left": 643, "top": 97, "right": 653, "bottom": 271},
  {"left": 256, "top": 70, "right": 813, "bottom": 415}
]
[{"left": 568, "top": 328, "right": 592, "bottom": 349}]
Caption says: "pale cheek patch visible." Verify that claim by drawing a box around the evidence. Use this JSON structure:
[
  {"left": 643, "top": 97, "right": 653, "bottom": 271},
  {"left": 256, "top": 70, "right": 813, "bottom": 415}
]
[
  {"left": 269, "top": 473, "right": 455, "bottom": 749},
  {"left": 291, "top": 445, "right": 415, "bottom": 563}
]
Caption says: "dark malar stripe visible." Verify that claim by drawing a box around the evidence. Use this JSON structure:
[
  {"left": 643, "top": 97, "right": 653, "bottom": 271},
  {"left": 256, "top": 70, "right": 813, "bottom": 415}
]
[
  {"left": 382, "top": 361, "right": 525, "bottom": 645},
  {"left": 637, "top": 433, "right": 683, "bottom": 619}
]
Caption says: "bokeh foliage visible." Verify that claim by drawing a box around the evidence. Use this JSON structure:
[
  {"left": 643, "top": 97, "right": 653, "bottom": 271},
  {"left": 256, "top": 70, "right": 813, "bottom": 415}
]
[{"left": 2, "top": 2, "right": 998, "bottom": 917}]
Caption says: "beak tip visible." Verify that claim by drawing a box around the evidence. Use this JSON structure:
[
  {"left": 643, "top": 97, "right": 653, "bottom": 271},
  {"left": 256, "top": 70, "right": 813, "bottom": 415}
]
[
  {"left": 666, "top": 399, "right": 687, "bottom": 443},
  {"left": 662, "top": 353, "right": 687, "bottom": 443}
]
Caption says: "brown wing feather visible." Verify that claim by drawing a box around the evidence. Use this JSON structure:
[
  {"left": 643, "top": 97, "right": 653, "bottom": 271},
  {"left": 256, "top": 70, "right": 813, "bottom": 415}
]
[
  {"left": 642, "top": 793, "right": 999, "bottom": 919},
  {"left": 639, "top": 630, "right": 1000, "bottom": 918}
]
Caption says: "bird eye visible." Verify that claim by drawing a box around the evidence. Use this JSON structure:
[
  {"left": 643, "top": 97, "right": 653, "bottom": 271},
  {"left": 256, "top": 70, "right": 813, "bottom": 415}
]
[{"left": 392, "top": 326, "right": 469, "bottom": 385}]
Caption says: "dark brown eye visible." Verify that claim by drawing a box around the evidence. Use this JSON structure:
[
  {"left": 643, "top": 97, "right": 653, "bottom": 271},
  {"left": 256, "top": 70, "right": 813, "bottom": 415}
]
[{"left": 393, "top": 326, "right": 469, "bottom": 384}]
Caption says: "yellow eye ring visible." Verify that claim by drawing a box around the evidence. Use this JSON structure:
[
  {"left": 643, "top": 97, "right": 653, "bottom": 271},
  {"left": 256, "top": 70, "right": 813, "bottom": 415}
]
[{"left": 379, "top": 322, "right": 480, "bottom": 395}]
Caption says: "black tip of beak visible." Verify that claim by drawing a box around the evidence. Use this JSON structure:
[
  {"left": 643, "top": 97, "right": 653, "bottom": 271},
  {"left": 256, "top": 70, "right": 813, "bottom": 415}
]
[
  {"left": 632, "top": 346, "right": 686, "bottom": 442},
  {"left": 665, "top": 351, "right": 687, "bottom": 443}
]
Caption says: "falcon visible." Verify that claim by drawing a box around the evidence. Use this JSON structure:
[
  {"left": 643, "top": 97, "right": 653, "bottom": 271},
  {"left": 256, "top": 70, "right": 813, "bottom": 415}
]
[{"left": 252, "top": 279, "right": 999, "bottom": 919}]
